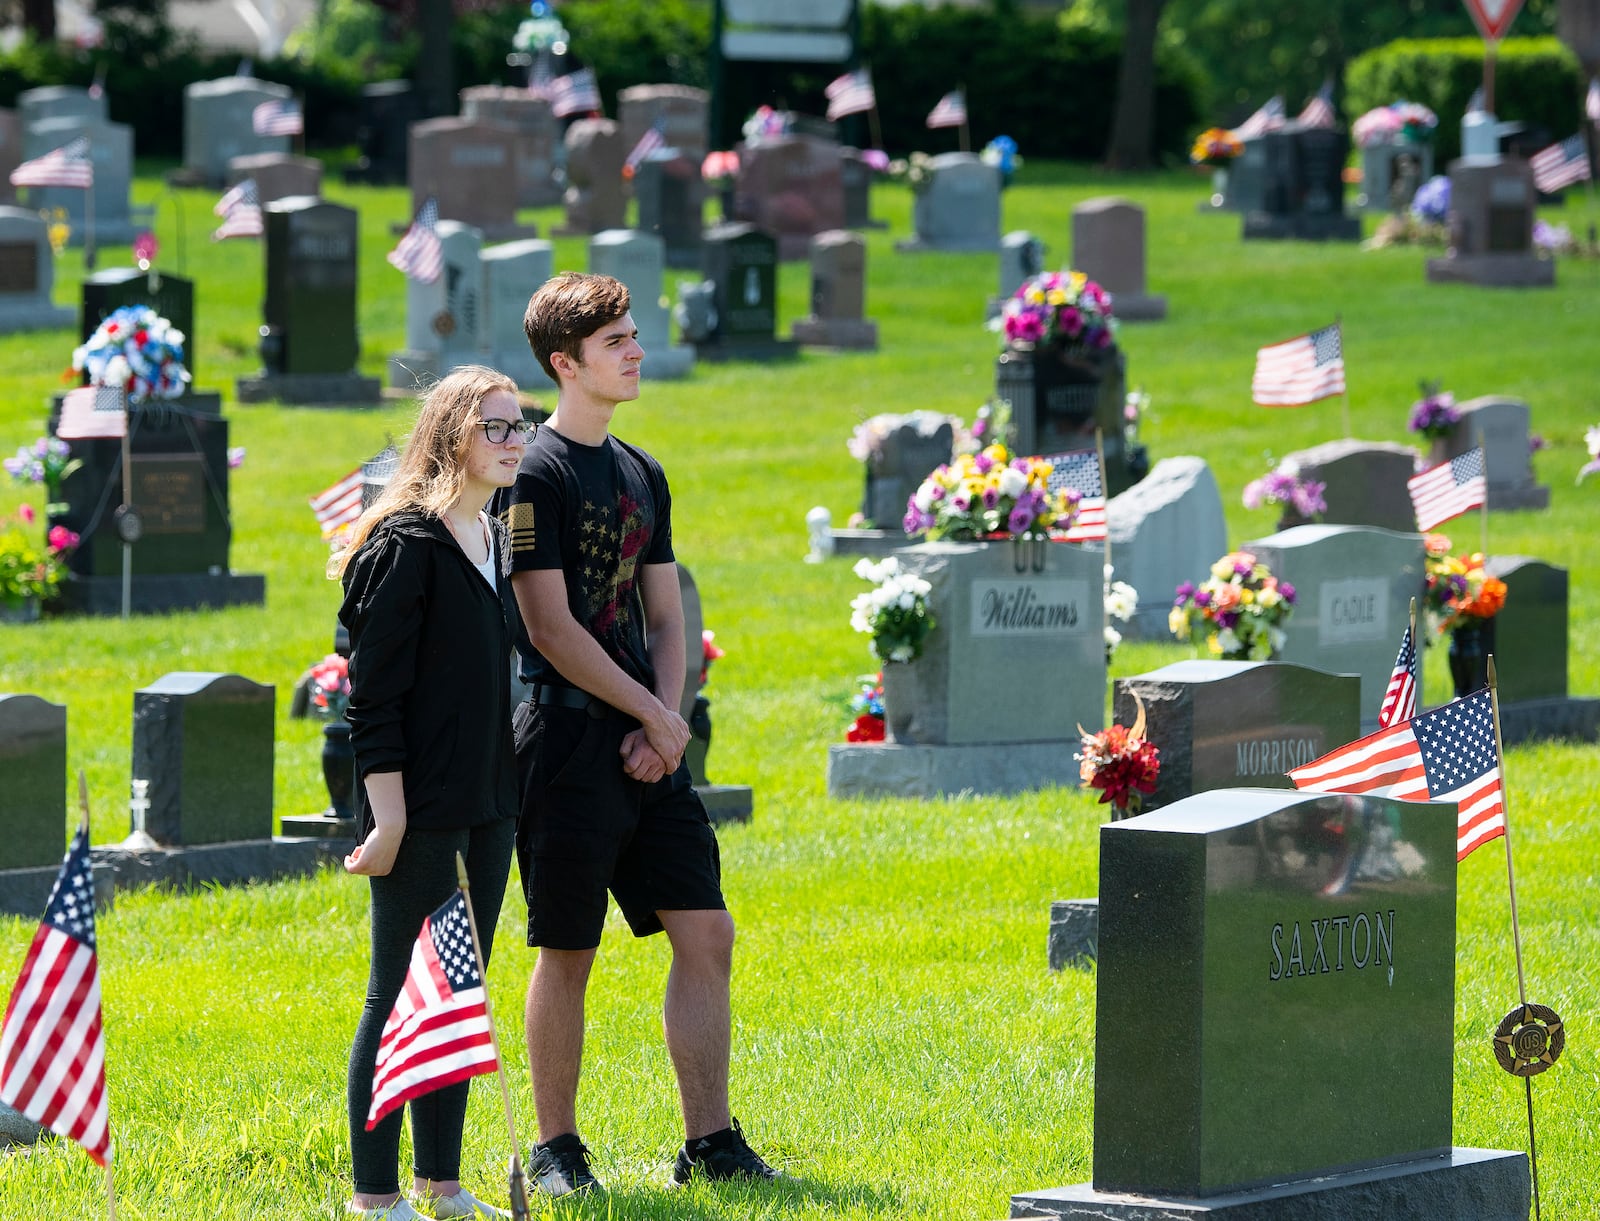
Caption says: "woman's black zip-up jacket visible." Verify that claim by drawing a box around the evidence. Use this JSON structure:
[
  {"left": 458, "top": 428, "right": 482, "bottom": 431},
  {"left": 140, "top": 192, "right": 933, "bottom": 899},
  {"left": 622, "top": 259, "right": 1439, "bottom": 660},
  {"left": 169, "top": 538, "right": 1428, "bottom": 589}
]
[{"left": 338, "top": 509, "right": 519, "bottom": 841}]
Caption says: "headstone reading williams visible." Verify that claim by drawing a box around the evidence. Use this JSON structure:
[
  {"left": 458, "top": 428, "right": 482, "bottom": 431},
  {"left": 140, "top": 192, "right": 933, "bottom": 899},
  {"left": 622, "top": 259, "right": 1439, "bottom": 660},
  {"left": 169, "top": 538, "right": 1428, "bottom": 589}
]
[
  {"left": 1426, "top": 157, "right": 1553, "bottom": 287},
  {"left": 238, "top": 197, "right": 381, "bottom": 405},
  {"left": 180, "top": 77, "right": 293, "bottom": 187},
  {"left": 1243, "top": 524, "right": 1425, "bottom": 719},
  {"left": 1071, "top": 197, "right": 1166, "bottom": 321},
  {"left": 1113, "top": 660, "right": 1360, "bottom": 809},
  {"left": 387, "top": 219, "right": 485, "bottom": 388},
  {"left": 0, "top": 205, "right": 74, "bottom": 331},
  {"left": 896, "top": 152, "right": 1000, "bottom": 253},
  {"left": 1010, "top": 788, "right": 1530, "bottom": 1218},
  {"left": 1438, "top": 396, "right": 1550, "bottom": 510},
  {"left": 791, "top": 229, "right": 877, "bottom": 349},
  {"left": 588, "top": 229, "right": 695, "bottom": 380},
  {"left": 480, "top": 238, "right": 554, "bottom": 391}
]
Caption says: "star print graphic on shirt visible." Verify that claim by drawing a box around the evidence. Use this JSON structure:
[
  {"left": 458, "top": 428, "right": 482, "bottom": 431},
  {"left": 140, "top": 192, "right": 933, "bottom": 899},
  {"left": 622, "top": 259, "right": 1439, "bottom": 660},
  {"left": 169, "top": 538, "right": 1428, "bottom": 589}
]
[{"left": 504, "top": 430, "right": 675, "bottom": 690}]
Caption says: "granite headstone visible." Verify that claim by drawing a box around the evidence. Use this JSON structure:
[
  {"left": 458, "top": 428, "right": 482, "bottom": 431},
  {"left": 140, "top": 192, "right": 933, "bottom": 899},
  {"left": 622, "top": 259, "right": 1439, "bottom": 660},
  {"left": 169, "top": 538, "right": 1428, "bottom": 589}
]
[
  {"left": 0, "top": 694, "right": 66, "bottom": 873},
  {"left": 999, "top": 345, "right": 1141, "bottom": 496},
  {"left": 1359, "top": 140, "right": 1434, "bottom": 212},
  {"left": 459, "top": 85, "right": 561, "bottom": 207},
  {"left": 698, "top": 222, "right": 786, "bottom": 355},
  {"left": 0, "top": 205, "right": 73, "bottom": 330},
  {"left": 588, "top": 229, "right": 694, "bottom": 379},
  {"left": 481, "top": 238, "right": 553, "bottom": 390},
  {"left": 634, "top": 148, "right": 704, "bottom": 268},
  {"left": 1279, "top": 439, "right": 1421, "bottom": 532},
  {"left": 1426, "top": 156, "right": 1553, "bottom": 287},
  {"left": 733, "top": 134, "right": 846, "bottom": 260},
  {"left": 1483, "top": 556, "right": 1565, "bottom": 703},
  {"left": 388, "top": 219, "right": 484, "bottom": 387},
  {"left": 344, "top": 80, "right": 419, "bottom": 185},
  {"left": 1071, "top": 197, "right": 1166, "bottom": 321},
  {"left": 81, "top": 268, "right": 196, "bottom": 383},
  {"left": 410, "top": 118, "right": 524, "bottom": 239},
  {"left": 181, "top": 77, "right": 292, "bottom": 186},
  {"left": 858, "top": 411, "right": 954, "bottom": 529},
  {"left": 1243, "top": 124, "right": 1361, "bottom": 241},
  {"left": 898, "top": 152, "right": 1000, "bottom": 252},
  {"left": 1104, "top": 456, "right": 1228, "bottom": 639},
  {"left": 840, "top": 147, "right": 886, "bottom": 230},
  {"left": 676, "top": 564, "right": 753, "bottom": 824},
  {"left": 998, "top": 229, "right": 1045, "bottom": 302},
  {"left": 791, "top": 229, "right": 877, "bottom": 349},
  {"left": 226, "top": 152, "right": 322, "bottom": 204},
  {"left": 22, "top": 115, "right": 143, "bottom": 245},
  {"left": 0, "top": 109, "right": 19, "bottom": 205},
  {"left": 618, "top": 84, "right": 709, "bottom": 171},
  {"left": 555, "top": 119, "right": 625, "bottom": 236},
  {"left": 1439, "top": 396, "right": 1550, "bottom": 510},
  {"left": 18, "top": 84, "right": 105, "bottom": 128}
]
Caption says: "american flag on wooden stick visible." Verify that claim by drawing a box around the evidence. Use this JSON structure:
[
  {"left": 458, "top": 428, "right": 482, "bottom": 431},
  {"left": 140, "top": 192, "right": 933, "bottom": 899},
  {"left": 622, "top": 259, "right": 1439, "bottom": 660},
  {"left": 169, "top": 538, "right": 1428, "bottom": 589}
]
[
  {"left": 624, "top": 119, "right": 666, "bottom": 174},
  {"left": 1251, "top": 322, "right": 1345, "bottom": 407},
  {"left": 10, "top": 137, "right": 94, "bottom": 189},
  {"left": 1377, "top": 623, "right": 1418, "bottom": 729},
  {"left": 926, "top": 90, "right": 967, "bottom": 129},
  {"left": 1231, "top": 96, "right": 1284, "bottom": 140},
  {"left": 1297, "top": 82, "right": 1337, "bottom": 130},
  {"left": 0, "top": 825, "right": 112, "bottom": 1166},
  {"left": 826, "top": 68, "right": 876, "bottom": 121},
  {"left": 366, "top": 891, "right": 498, "bottom": 1130},
  {"left": 1407, "top": 447, "right": 1486, "bottom": 532}
]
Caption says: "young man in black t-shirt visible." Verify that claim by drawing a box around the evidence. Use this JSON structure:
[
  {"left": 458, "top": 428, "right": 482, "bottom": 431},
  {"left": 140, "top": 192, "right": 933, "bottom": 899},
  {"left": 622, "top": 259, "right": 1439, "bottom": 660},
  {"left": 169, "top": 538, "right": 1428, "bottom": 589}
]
[{"left": 504, "top": 272, "right": 780, "bottom": 1194}]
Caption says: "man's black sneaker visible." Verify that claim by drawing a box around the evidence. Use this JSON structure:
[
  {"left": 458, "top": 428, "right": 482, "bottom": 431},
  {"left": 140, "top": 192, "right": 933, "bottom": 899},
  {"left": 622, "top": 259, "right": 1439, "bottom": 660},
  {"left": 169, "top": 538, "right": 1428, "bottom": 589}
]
[
  {"left": 528, "top": 1133, "right": 601, "bottom": 1196},
  {"left": 670, "top": 1117, "right": 783, "bottom": 1184}
]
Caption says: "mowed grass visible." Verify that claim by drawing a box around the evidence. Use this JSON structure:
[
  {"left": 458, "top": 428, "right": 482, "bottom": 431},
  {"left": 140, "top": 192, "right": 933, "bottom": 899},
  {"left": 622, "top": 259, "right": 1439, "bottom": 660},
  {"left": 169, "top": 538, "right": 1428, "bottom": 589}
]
[{"left": 0, "top": 162, "right": 1597, "bottom": 1218}]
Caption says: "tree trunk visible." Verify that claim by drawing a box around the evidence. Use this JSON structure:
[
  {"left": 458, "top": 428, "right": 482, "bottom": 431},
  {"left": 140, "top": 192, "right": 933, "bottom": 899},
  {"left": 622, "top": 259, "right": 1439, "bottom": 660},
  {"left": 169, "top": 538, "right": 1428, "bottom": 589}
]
[
  {"left": 1558, "top": 0, "right": 1600, "bottom": 74},
  {"left": 22, "top": 0, "right": 56, "bottom": 43},
  {"left": 1104, "top": 0, "right": 1168, "bottom": 170},
  {"left": 414, "top": 0, "right": 454, "bottom": 118}
]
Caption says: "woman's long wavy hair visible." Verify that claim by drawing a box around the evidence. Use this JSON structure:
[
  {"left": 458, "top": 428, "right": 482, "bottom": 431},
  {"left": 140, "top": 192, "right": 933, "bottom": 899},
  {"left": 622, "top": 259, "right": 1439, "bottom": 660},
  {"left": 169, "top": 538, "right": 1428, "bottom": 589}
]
[{"left": 328, "top": 364, "right": 519, "bottom": 579}]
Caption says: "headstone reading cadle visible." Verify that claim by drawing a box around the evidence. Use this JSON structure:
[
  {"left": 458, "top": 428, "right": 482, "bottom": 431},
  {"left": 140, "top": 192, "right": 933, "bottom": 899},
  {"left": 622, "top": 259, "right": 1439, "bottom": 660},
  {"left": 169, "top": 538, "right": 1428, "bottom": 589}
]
[
  {"left": 1114, "top": 660, "right": 1360, "bottom": 809},
  {"left": 388, "top": 219, "right": 484, "bottom": 388},
  {"left": 0, "top": 205, "right": 74, "bottom": 330},
  {"left": 589, "top": 229, "right": 695, "bottom": 380},
  {"left": 1012, "top": 788, "right": 1531, "bottom": 1218}
]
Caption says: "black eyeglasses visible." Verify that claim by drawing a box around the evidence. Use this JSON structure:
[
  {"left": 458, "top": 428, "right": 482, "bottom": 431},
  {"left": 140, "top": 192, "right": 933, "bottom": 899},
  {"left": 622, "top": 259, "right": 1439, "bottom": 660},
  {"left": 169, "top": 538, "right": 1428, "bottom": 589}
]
[{"left": 475, "top": 418, "right": 534, "bottom": 444}]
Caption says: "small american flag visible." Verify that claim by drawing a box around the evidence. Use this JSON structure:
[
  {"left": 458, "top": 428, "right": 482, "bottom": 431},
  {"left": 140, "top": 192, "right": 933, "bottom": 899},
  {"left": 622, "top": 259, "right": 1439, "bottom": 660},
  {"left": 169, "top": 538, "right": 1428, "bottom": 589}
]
[
  {"left": 1251, "top": 322, "right": 1345, "bottom": 407},
  {"left": 1408, "top": 447, "right": 1486, "bottom": 532},
  {"left": 926, "top": 90, "right": 967, "bottom": 130},
  {"left": 388, "top": 197, "right": 443, "bottom": 285},
  {"left": 549, "top": 68, "right": 601, "bottom": 119},
  {"left": 366, "top": 891, "right": 498, "bottom": 1130},
  {"left": 624, "top": 119, "right": 666, "bottom": 174},
  {"left": 1290, "top": 689, "right": 1506, "bottom": 862},
  {"left": 10, "top": 137, "right": 94, "bottom": 190},
  {"left": 1529, "top": 133, "right": 1591, "bottom": 194},
  {"left": 252, "top": 98, "right": 303, "bottom": 137},
  {"left": 826, "top": 68, "right": 876, "bottom": 122},
  {"left": 1378, "top": 623, "right": 1418, "bottom": 729},
  {"left": 0, "top": 825, "right": 112, "bottom": 1166},
  {"left": 1231, "top": 96, "right": 1285, "bottom": 140},
  {"left": 310, "top": 467, "right": 364, "bottom": 540},
  {"left": 212, "top": 178, "right": 263, "bottom": 240},
  {"left": 1297, "top": 83, "right": 1336, "bottom": 130},
  {"left": 1043, "top": 449, "right": 1107, "bottom": 543},
  {"left": 56, "top": 384, "right": 127, "bottom": 440}
]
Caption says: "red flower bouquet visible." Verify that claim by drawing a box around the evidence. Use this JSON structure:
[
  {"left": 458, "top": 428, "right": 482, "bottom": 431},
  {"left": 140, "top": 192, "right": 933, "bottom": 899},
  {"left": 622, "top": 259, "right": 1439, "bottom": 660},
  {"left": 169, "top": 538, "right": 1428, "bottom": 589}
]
[{"left": 1076, "top": 693, "right": 1160, "bottom": 818}]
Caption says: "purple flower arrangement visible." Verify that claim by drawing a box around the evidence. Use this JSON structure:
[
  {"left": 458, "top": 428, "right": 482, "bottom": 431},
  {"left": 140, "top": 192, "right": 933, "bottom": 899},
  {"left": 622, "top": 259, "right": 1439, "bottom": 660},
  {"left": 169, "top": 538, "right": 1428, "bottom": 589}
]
[
  {"left": 1170, "top": 551, "right": 1297, "bottom": 661},
  {"left": 1409, "top": 175, "right": 1450, "bottom": 226},
  {"left": 995, "top": 270, "right": 1116, "bottom": 352},
  {"left": 1408, "top": 382, "right": 1460, "bottom": 441},
  {"left": 1241, "top": 465, "right": 1327, "bottom": 519}
]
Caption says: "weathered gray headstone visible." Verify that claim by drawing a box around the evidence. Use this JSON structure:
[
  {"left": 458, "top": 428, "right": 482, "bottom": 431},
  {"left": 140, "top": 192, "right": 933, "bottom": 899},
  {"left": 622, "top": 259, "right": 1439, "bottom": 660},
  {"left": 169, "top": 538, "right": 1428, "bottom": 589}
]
[
  {"left": 131, "top": 673, "right": 274, "bottom": 846},
  {"left": 618, "top": 84, "right": 709, "bottom": 171},
  {"left": 410, "top": 118, "right": 525, "bottom": 239},
  {"left": 858, "top": 411, "right": 953, "bottom": 529},
  {"left": 0, "top": 694, "right": 66, "bottom": 872},
  {"left": 0, "top": 205, "right": 73, "bottom": 330},
  {"left": 388, "top": 220, "right": 484, "bottom": 388},
  {"left": 998, "top": 229, "right": 1045, "bottom": 301},
  {"left": 589, "top": 229, "right": 694, "bottom": 380},
  {"left": 1427, "top": 157, "right": 1553, "bottom": 287},
  {"left": 1071, "top": 197, "right": 1166, "bottom": 321},
  {"left": 840, "top": 147, "right": 886, "bottom": 230},
  {"left": 459, "top": 85, "right": 561, "bottom": 207},
  {"left": 1360, "top": 140, "right": 1433, "bottom": 212},
  {"left": 19, "top": 85, "right": 106, "bottom": 128},
  {"left": 22, "top": 116, "right": 144, "bottom": 245},
  {"left": 1243, "top": 125, "right": 1361, "bottom": 241},
  {"left": 181, "top": 77, "right": 292, "bottom": 186},
  {"left": 733, "top": 134, "right": 846, "bottom": 260},
  {"left": 634, "top": 148, "right": 704, "bottom": 269},
  {"left": 791, "top": 229, "right": 877, "bottom": 349},
  {"left": 0, "top": 109, "right": 19, "bottom": 205},
  {"left": 676, "top": 564, "right": 752, "bottom": 825},
  {"left": 1440, "top": 396, "right": 1550, "bottom": 509},
  {"left": 1114, "top": 661, "right": 1360, "bottom": 809},
  {"left": 1105, "top": 456, "right": 1228, "bottom": 639},
  {"left": 897, "top": 152, "right": 1000, "bottom": 252},
  {"left": 554, "top": 119, "right": 625, "bottom": 236},
  {"left": 1279, "top": 438, "right": 1420, "bottom": 532},
  {"left": 1244, "top": 524, "right": 1425, "bottom": 717},
  {"left": 227, "top": 152, "right": 322, "bottom": 204},
  {"left": 481, "top": 238, "right": 553, "bottom": 391},
  {"left": 1010, "top": 788, "right": 1532, "bottom": 1218}
]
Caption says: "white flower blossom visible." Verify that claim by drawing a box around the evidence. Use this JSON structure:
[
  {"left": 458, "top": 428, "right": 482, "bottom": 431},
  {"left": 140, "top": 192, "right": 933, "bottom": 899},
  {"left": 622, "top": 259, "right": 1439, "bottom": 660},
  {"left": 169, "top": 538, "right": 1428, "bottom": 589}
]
[
  {"left": 998, "top": 467, "right": 1028, "bottom": 498},
  {"left": 1215, "top": 627, "right": 1241, "bottom": 655}
]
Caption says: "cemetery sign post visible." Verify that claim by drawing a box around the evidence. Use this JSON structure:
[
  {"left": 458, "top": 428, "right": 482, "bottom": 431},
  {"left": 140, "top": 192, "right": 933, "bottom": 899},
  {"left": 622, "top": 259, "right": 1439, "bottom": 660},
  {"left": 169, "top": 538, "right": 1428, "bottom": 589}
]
[{"left": 1462, "top": 0, "right": 1527, "bottom": 112}]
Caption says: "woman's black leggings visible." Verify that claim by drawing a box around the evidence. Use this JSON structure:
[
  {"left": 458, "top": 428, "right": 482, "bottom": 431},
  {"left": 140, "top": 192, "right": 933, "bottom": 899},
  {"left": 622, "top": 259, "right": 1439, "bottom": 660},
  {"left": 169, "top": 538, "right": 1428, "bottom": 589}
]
[{"left": 347, "top": 819, "right": 516, "bottom": 1195}]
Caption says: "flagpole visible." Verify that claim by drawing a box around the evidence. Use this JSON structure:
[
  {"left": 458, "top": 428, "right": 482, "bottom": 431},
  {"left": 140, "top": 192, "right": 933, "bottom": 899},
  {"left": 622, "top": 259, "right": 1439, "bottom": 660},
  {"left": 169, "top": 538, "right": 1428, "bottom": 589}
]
[
  {"left": 1477, "top": 430, "right": 1489, "bottom": 559},
  {"left": 84, "top": 144, "right": 97, "bottom": 273},
  {"left": 1484, "top": 657, "right": 1542, "bottom": 1221},
  {"left": 77, "top": 770, "right": 117, "bottom": 1221},
  {"left": 958, "top": 84, "right": 970, "bottom": 153},
  {"left": 453, "top": 853, "right": 530, "bottom": 1221},
  {"left": 1094, "top": 425, "right": 1112, "bottom": 577},
  {"left": 1336, "top": 313, "right": 1349, "bottom": 438}
]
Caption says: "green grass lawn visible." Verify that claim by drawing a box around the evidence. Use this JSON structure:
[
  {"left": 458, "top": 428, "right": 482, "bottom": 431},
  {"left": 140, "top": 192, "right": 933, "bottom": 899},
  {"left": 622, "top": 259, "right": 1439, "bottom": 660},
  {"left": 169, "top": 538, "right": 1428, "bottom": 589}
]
[{"left": 1, "top": 162, "right": 1597, "bottom": 1217}]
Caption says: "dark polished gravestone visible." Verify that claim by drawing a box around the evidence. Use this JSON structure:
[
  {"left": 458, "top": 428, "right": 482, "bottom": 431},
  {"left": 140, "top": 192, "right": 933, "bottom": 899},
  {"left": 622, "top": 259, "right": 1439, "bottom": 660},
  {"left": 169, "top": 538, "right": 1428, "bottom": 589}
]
[
  {"left": 1426, "top": 157, "right": 1554, "bottom": 288},
  {"left": 1483, "top": 556, "right": 1600, "bottom": 746},
  {"left": 81, "top": 267, "right": 197, "bottom": 385},
  {"left": 1114, "top": 661, "right": 1360, "bottom": 811},
  {"left": 1012, "top": 788, "right": 1531, "bottom": 1220},
  {"left": 1278, "top": 438, "right": 1420, "bottom": 532},
  {"left": 342, "top": 80, "right": 421, "bottom": 186},
  {"left": 635, "top": 148, "right": 705, "bottom": 270},
  {"left": 1242, "top": 125, "right": 1361, "bottom": 242},
  {"left": 237, "top": 197, "right": 381, "bottom": 406},
  {"left": 693, "top": 223, "right": 797, "bottom": 362},
  {"left": 997, "top": 344, "right": 1145, "bottom": 498}
]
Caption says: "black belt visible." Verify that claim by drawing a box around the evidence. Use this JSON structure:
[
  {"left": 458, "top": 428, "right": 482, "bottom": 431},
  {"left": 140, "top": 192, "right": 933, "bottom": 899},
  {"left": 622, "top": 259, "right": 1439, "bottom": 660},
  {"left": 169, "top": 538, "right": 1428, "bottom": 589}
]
[{"left": 533, "top": 685, "right": 606, "bottom": 717}]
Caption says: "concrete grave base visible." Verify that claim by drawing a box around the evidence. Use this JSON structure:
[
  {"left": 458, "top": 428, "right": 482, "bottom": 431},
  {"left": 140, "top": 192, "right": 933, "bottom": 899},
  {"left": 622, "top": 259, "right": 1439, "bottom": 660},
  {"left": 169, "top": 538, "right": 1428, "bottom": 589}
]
[
  {"left": 1047, "top": 898, "right": 1099, "bottom": 970},
  {"left": 827, "top": 528, "right": 904, "bottom": 557},
  {"left": 691, "top": 336, "right": 800, "bottom": 363},
  {"left": 91, "top": 836, "right": 347, "bottom": 891},
  {"left": 1496, "top": 696, "right": 1600, "bottom": 746},
  {"left": 0, "top": 301, "right": 73, "bottom": 331},
  {"left": 0, "top": 861, "right": 116, "bottom": 918},
  {"left": 1425, "top": 254, "right": 1555, "bottom": 287},
  {"left": 791, "top": 317, "right": 879, "bottom": 350},
  {"left": 1105, "top": 293, "right": 1167, "bottom": 322},
  {"left": 59, "top": 571, "right": 265, "bottom": 616},
  {"left": 698, "top": 784, "right": 753, "bottom": 826},
  {"left": 1010, "top": 1148, "right": 1530, "bottom": 1220},
  {"left": 1242, "top": 212, "right": 1361, "bottom": 241},
  {"left": 827, "top": 740, "right": 1079, "bottom": 799},
  {"left": 278, "top": 813, "right": 359, "bottom": 841},
  {"left": 236, "top": 372, "right": 383, "bottom": 406}
]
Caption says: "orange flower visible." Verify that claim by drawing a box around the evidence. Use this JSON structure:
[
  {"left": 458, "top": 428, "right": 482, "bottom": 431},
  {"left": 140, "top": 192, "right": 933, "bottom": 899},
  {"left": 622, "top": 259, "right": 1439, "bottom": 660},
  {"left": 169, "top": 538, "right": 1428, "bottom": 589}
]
[{"left": 1460, "top": 576, "right": 1507, "bottom": 619}]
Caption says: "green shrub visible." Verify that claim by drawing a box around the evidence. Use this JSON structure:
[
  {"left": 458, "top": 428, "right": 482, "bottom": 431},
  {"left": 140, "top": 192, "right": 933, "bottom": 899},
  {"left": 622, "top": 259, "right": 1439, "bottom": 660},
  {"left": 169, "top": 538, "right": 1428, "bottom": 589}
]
[{"left": 1346, "top": 37, "right": 1584, "bottom": 163}]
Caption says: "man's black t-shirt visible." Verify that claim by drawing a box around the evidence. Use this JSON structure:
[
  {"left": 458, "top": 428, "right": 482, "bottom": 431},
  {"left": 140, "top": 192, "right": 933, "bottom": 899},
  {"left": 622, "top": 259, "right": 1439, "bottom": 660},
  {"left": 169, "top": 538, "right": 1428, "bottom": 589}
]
[{"left": 503, "top": 427, "right": 675, "bottom": 689}]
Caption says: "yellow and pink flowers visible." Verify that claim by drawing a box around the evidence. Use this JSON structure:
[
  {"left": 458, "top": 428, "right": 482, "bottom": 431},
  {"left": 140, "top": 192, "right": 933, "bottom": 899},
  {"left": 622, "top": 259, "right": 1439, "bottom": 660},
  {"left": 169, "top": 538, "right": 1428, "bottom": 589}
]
[
  {"left": 903, "top": 444, "right": 1080, "bottom": 541},
  {"left": 1170, "top": 550, "right": 1296, "bottom": 661},
  {"left": 995, "top": 269, "right": 1116, "bottom": 352}
]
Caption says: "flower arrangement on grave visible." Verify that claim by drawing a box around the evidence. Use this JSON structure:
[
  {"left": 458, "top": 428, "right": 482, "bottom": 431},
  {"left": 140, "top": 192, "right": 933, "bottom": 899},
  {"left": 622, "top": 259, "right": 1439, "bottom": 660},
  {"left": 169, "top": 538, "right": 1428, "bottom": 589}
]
[
  {"left": 994, "top": 269, "right": 1117, "bottom": 354},
  {"left": 71, "top": 305, "right": 190, "bottom": 403},
  {"left": 980, "top": 135, "right": 1022, "bottom": 185},
  {"left": 858, "top": 148, "right": 891, "bottom": 174},
  {"left": 1407, "top": 380, "right": 1459, "bottom": 441},
  {"left": 1578, "top": 425, "right": 1600, "bottom": 484},
  {"left": 1532, "top": 219, "right": 1583, "bottom": 258},
  {"left": 845, "top": 672, "right": 886, "bottom": 742},
  {"left": 1367, "top": 176, "right": 1451, "bottom": 249},
  {"left": 302, "top": 653, "right": 352, "bottom": 720},
  {"left": 1189, "top": 127, "right": 1243, "bottom": 167},
  {"left": 741, "top": 105, "right": 789, "bottom": 141},
  {"left": 850, "top": 557, "right": 935, "bottom": 663},
  {"left": 1170, "top": 551, "right": 1296, "bottom": 661},
  {"left": 698, "top": 629, "right": 723, "bottom": 690},
  {"left": 0, "top": 505, "right": 75, "bottom": 613},
  {"left": 1420, "top": 534, "right": 1506, "bottom": 636},
  {"left": 1076, "top": 693, "right": 1160, "bottom": 819},
  {"left": 902, "top": 444, "right": 1080, "bottom": 542},
  {"left": 701, "top": 150, "right": 740, "bottom": 185},
  {"left": 46, "top": 208, "right": 70, "bottom": 257},
  {"left": 1351, "top": 102, "right": 1438, "bottom": 149},
  {"left": 886, "top": 151, "right": 935, "bottom": 194},
  {"left": 6, "top": 435, "right": 82, "bottom": 515},
  {"left": 1103, "top": 566, "right": 1138, "bottom": 661},
  {"left": 1241, "top": 460, "right": 1327, "bottom": 523}
]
